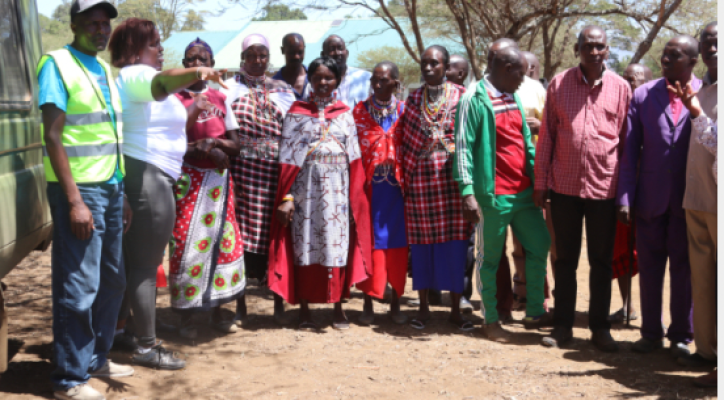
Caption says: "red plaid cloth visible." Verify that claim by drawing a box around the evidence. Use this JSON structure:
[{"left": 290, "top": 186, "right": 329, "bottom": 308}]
[
  {"left": 398, "top": 83, "right": 473, "bottom": 244},
  {"left": 534, "top": 67, "right": 631, "bottom": 199},
  {"left": 229, "top": 78, "right": 294, "bottom": 254}
]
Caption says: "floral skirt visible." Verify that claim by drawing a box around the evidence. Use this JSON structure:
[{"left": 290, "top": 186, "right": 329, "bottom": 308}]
[{"left": 169, "top": 165, "right": 245, "bottom": 310}]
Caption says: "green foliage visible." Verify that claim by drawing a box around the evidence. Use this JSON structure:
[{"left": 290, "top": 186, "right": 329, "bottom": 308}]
[
  {"left": 252, "top": 3, "right": 307, "bottom": 21},
  {"left": 180, "top": 9, "right": 205, "bottom": 31},
  {"left": 356, "top": 45, "right": 420, "bottom": 85}
]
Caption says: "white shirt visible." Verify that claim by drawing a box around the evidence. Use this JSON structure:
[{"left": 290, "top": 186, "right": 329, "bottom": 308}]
[
  {"left": 333, "top": 66, "right": 371, "bottom": 108},
  {"left": 116, "top": 65, "right": 188, "bottom": 180}
]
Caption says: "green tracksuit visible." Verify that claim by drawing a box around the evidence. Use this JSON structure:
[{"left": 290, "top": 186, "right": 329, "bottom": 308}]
[{"left": 453, "top": 80, "right": 551, "bottom": 324}]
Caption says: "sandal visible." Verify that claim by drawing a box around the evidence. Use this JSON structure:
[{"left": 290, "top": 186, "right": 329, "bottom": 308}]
[
  {"left": 409, "top": 319, "right": 427, "bottom": 330},
  {"left": 608, "top": 308, "right": 639, "bottom": 323},
  {"left": 333, "top": 320, "right": 350, "bottom": 330},
  {"left": 450, "top": 319, "right": 475, "bottom": 332},
  {"left": 298, "top": 321, "right": 318, "bottom": 332}
]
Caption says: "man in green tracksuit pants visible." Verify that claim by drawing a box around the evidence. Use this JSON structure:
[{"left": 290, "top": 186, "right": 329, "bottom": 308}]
[{"left": 453, "top": 48, "right": 551, "bottom": 343}]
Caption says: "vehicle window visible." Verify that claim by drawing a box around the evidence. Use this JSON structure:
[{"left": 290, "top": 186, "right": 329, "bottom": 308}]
[{"left": 0, "top": 0, "right": 31, "bottom": 106}]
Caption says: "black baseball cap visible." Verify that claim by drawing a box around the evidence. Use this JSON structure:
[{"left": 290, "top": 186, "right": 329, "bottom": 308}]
[{"left": 69, "top": 0, "right": 119, "bottom": 19}]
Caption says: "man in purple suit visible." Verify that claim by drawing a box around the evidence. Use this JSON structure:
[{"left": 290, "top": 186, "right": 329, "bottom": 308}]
[{"left": 616, "top": 35, "right": 700, "bottom": 357}]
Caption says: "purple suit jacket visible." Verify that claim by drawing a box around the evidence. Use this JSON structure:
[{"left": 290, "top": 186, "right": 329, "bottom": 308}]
[{"left": 616, "top": 77, "right": 702, "bottom": 219}]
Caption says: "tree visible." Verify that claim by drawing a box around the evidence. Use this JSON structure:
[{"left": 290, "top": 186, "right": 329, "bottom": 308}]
[
  {"left": 116, "top": 0, "right": 206, "bottom": 40},
  {"left": 301, "top": 0, "right": 701, "bottom": 80},
  {"left": 252, "top": 3, "right": 308, "bottom": 21},
  {"left": 357, "top": 45, "right": 420, "bottom": 85},
  {"left": 180, "top": 9, "right": 206, "bottom": 31}
]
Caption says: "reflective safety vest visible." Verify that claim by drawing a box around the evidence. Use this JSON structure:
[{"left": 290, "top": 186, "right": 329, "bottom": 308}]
[{"left": 37, "top": 48, "right": 124, "bottom": 183}]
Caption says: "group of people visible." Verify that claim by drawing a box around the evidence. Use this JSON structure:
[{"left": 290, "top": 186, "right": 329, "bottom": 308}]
[{"left": 39, "top": 0, "right": 718, "bottom": 399}]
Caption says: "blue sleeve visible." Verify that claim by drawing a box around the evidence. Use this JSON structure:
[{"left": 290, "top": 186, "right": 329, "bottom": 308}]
[{"left": 38, "top": 59, "right": 68, "bottom": 112}]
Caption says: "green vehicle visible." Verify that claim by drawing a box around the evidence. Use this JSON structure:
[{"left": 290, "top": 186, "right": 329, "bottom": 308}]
[{"left": 0, "top": 0, "right": 53, "bottom": 372}]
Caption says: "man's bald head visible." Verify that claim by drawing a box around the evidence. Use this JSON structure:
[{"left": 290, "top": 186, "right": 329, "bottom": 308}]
[
  {"left": 622, "top": 63, "right": 650, "bottom": 90},
  {"left": 282, "top": 33, "right": 304, "bottom": 47},
  {"left": 446, "top": 54, "right": 470, "bottom": 85},
  {"left": 489, "top": 47, "right": 527, "bottom": 93},
  {"left": 322, "top": 35, "right": 345, "bottom": 52},
  {"left": 669, "top": 34, "right": 700, "bottom": 59},
  {"left": 487, "top": 38, "right": 519, "bottom": 67},
  {"left": 521, "top": 51, "right": 540, "bottom": 80},
  {"left": 577, "top": 25, "right": 607, "bottom": 47}
]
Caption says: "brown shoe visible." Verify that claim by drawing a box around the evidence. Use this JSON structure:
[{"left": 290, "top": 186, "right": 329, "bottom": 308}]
[
  {"left": 484, "top": 321, "right": 510, "bottom": 343},
  {"left": 693, "top": 370, "right": 717, "bottom": 388}
]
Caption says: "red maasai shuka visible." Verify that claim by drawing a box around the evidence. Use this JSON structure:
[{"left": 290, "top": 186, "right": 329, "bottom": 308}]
[
  {"left": 397, "top": 82, "right": 473, "bottom": 244},
  {"left": 267, "top": 100, "right": 373, "bottom": 305},
  {"left": 352, "top": 100, "right": 404, "bottom": 185}
]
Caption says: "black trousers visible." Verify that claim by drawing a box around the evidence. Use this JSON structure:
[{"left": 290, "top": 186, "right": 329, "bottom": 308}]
[{"left": 550, "top": 191, "right": 617, "bottom": 332}]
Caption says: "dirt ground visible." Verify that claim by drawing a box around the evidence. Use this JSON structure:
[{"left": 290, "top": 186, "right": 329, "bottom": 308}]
[{"left": 0, "top": 233, "right": 716, "bottom": 400}]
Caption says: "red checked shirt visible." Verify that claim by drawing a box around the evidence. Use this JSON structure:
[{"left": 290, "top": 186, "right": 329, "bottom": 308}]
[{"left": 534, "top": 66, "right": 631, "bottom": 199}]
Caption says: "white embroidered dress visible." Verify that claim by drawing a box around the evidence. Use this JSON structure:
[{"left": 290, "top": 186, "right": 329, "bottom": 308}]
[{"left": 279, "top": 109, "right": 361, "bottom": 268}]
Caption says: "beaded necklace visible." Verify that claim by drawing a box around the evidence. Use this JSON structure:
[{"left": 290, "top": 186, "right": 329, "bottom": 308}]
[
  {"left": 367, "top": 96, "right": 398, "bottom": 126},
  {"left": 242, "top": 73, "right": 270, "bottom": 123},
  {"left": 421, "top": 82, "right": 449, "bottom": 137}
]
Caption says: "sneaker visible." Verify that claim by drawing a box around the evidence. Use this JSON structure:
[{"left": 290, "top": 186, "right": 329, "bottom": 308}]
[
  {"left": 591, "top": 329, "right": 619, "bottom": 353},
  {"left": 677, "top": 353, "right": 717, "bottom": 368},
  {"left": 89, "top": 360, "right": 134, "bottom": 378},
  {"left": 460, "top": 297, "right": 474, "bottom": 314},
  {"left": 523, "top": 312, "right": 554, "bottom": 330},
  {"left": 541, "top": 326, "right": 572, "bottom": 348},
  {"left": 670, "top": 342, "right": 691, "bottom": 359},
  {"left": 132, "top": 344, "right": 186, "bottom": 370},
  {"left": 54, "top": 383, "right": 105, "bottom": 400},
  {"left": 483, "top": 321, "right": 510, "bottom": 343},
  {"left": 631, "top": 337, "right": 663, "bottom": 353}
]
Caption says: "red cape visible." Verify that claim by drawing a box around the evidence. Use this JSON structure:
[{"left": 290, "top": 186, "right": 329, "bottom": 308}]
[{"left": 267, "top": 101, "right": 372, "bottom": 305}]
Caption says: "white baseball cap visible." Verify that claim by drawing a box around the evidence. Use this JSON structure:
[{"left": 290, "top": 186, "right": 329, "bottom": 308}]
[{"left": 69, "top": 0, "right": 119, "bottom": 19}]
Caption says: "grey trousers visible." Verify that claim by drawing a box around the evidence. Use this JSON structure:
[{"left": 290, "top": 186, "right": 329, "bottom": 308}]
[{"left": 119, "top": 156, "right": 176, "bottom": 347}]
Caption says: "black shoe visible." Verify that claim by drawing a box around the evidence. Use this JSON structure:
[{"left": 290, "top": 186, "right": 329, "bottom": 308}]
[
  {"left": 591, "top": 329, "right": 619, "bottom": 353},
  {"left": 112, "top": 332, "right": 138, "bottom": 352},
  {"left": 541, "top": 326, "right": 572, "bottom": 348},
  {"left": 132, "top": 344, "right": 186, "bottom": 370},
  {"left": 677, "top": 353, "right": 717, "bottom": 368},
  {"left": 631, "top": 337, "right": 663, "bottom": 353}
]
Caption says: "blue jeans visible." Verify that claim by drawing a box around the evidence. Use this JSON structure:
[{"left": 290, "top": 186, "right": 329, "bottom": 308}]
[{"left": 48, "top": 182, "right": 126, "bottom": 390}]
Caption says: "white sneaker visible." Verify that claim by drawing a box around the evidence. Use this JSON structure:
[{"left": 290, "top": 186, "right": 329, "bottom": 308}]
[
  {"left": 89, "top": 360, "right": 134, "bottom": 378},
  {"left": 54, "top": 383, "right": 105, "bottom": 400},
  {"left": 460, "top": 297, "right": 474, "bottom": 313}
]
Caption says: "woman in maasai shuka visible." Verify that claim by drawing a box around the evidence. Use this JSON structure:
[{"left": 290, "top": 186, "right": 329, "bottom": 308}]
[
  {"left": 169, "top": 39, "right": 244, "bottom": 337},
  {"left": 221, "top": 34, "right": 296, "bottom": 325},
  {"left": 398, "top": 45, "right": 474, "bottom": 331},
  {"left": 269, "top": 57, "right": 372, "bottom": 331},
  {"left": 353, "top": 61, "right": 408, "bottom": 325}
]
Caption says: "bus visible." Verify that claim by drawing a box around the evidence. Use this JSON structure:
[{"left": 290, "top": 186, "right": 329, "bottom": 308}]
[{"left": 0, "top": 0, "right": 53, "bottom": 372}]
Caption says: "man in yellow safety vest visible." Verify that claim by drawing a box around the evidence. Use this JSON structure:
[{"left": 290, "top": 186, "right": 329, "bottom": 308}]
[{"left": 37, "top": 1, "right": 134, "bottom": 399}]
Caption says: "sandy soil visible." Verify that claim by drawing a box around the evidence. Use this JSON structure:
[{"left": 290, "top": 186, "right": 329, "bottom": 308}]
[{"left": 0, "top": 234, "right": 716, "bottom": 400}]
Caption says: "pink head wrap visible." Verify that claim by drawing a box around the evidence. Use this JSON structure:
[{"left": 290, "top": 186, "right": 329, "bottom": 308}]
[{"left": 242, "top": 34, "right": 270, "bottom": 52}]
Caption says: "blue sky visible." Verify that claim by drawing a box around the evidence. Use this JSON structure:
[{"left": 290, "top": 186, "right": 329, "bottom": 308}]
[{"left": 36, "top": 0, "right": 358, "bottom": 28}]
